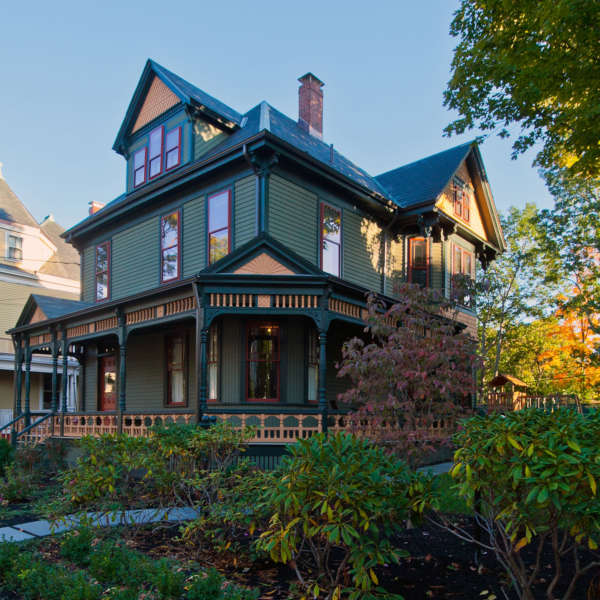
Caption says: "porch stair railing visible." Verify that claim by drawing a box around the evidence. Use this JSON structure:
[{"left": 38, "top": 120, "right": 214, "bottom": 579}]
[
  {"left": 0, "top": 413, "right": 27, "bottom": 442},
  {"left": 15, "top": 413, "right": 54, "bottom": 446}
]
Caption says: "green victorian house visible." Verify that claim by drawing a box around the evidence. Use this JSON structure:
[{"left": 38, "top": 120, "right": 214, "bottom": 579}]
[{"left": 6, "top": 60, "right": 504, "bottom": 448}]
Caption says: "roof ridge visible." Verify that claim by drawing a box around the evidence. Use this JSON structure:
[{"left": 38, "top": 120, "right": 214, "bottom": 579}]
[{"left": 258, "top": 101, "right": 271, "bottom": 131}]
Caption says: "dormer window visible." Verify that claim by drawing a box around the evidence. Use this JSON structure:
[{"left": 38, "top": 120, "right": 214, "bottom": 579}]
[
  {"left": 165, "top": 127, "right": 181, "bottom": 171},
  {"left": 133, "top": 148, "right": 147, "bottom": 187},
  {"left": 7, "top": 235, "right": 23, "bottom": 260},
  {"left": 148, "top": 127, "right": 164, "bottom": 179}
]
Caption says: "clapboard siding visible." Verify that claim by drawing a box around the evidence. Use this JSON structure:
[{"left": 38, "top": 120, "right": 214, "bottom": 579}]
[
  {"left": 384, "top": 237, "right": 404, "bottom": 297},
  {"left": 285, "top": 320, "right": 305, "bottom": 404},
  {"left": 234, "top": 175, "right": 256, "bottom": 249},
  {"left": 221, "top": 318, "right": 242, "bottom": 404},
  {"left": 125, "top": 332, "right": 165, "bottom": 411},
  {"left": 182, "top": 195, "right": 206, "bottom": 277},
  {"left": 82, "top": 245, "right": 96, "bottom": 303},
  {"left": 194, "top": 118, "right": 228, "bottom": 159},
  {"left": 342, "top": 210, "right": 382, "bottom": 291},
  {"left": 268, "top": 175, "right": 318, "bottom": 264},
  {"left": 84, "top": 346, "right": 97, "bottom": 411},
  {"left": 430, "top": 240, "right": 444, "bottom": 290},
  {"left": 111, "top": 217, "right": 159, "bottom": 300}
]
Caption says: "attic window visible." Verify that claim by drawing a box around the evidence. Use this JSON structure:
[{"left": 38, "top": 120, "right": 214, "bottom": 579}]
[
  {"left": 453, "top": 178, "right": 470, "bottom": 223},
  {"left": 7, "top": 235, "right": 23, "bottom": 260},
  {"left": 133, "top": 148, "right": 147, "bottom": 187},
  {"left": 148, "top": 127, "right": 164, "bottom": 179},
  {"left": 165, "top": 127, "right": 181, "bottom": 171}
]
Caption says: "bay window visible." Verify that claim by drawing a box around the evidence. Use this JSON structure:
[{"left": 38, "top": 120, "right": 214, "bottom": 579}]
[
  {"left": 208, "top": 189, "right": 231, "bottom": 264},
  {"left": 95, "top": 241, "right": 110, "bottom": 301},
  {"left": 148, "top": 126, "right": 164, "bottom": 179},
  {"left": 320, "top": 203, "right": 341, "bottom": 277},
  {"left": 160, "top": 211, "right": 180, "bottom": 282},
  {"left": 247, "top": 323, "right": 280, "bottom": 402},
  {"left": 165, "top": 127, "right": 181, "bottom": 171}
]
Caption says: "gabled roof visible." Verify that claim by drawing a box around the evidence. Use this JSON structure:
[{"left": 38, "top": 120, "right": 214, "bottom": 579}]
[
  {"left": 200, "top": 233, "right": 324, "bottom": 277},
  {"left": 113, "top": 59, "right": 243, "bottom": 154},
  {"left": 39, "top": 216, "right": 80, "bottom": 280},
  {"left": 16, "top": 294, "right": 92, "bottom": 328},
  {"left": 375, "top": 142, "right": 474, "bottom": 208},
  {"left": 0, "top": 176, "right": 39, "bottom": 228}
]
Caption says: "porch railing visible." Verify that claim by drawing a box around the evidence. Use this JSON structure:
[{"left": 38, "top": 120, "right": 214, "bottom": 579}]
[{"left": 485, "top": 392, "right": 581, "bottom": 413}]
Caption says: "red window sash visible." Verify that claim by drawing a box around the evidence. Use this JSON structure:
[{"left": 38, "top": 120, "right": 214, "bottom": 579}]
[
  {"left": 246, "top": 322, "right": 280, "bottom": 403},
  {"left": 408, "top": 237, "right": 429, "bottom": 286},
  {"left": 165, "top": 126, "right": 182, "bottom": 171},
  {"left": 320, "top": 203, "right": 341, "bottom": 277},
  {"left": 148, "top": 126, "right": 164, "bottom": 179},
  {"left": 160, "top": 210, "right": 181, "bottom": 283},
  {"left": 95, "top": 241, "right": 111, "bottom": 302},
  {"left": 207, "top": 189, "right": 232, "bottom": 264}
]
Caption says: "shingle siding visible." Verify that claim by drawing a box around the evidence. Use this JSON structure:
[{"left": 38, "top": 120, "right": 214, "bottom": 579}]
[
  {"left": 234, "top": 175, "right": 256, "bottom": 249},
  {"left": 111, "top": 217, "right": 159, "bottom": 300},
  {"left": 268, "top": 175, "right": 318, "bottom": 264}
]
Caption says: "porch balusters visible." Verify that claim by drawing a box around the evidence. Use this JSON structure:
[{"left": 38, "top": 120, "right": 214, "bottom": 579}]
[
  {"left": 318, "top": 330, "right": 328, "bottom": 433},
  {"left": 24, "top": 339, "right": 31, "bottom": 427}
]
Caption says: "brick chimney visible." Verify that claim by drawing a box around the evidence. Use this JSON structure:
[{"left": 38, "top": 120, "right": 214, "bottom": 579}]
[
  {"left": 298, "top": 73, "right": 324, "bottom": 139},
  {"left": 88, "top": 201, "right": 105, "bottom": 215}
]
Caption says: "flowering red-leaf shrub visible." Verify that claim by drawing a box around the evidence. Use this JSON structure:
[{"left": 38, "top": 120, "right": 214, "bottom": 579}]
[{"left": 337, "top": 283, "right": 478, "bottom": 463}]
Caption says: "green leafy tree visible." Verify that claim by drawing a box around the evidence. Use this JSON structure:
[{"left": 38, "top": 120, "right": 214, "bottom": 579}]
[{"left": 444, "top": 0, "right": 600, "bottom": 181}]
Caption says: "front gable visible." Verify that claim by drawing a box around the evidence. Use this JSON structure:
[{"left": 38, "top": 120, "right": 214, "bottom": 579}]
[{"left": 131, "top": 76, "right": 181, "bottom": 134}]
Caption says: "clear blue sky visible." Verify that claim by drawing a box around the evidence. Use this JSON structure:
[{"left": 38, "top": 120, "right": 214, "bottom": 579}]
[{"left": 0, "top": 0, "right": 552, "bottom": 230}]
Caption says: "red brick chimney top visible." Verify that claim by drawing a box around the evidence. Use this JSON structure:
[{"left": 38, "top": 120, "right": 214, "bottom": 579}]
[
  {"left": 298, "top": 73, "right": 324, "bottom": 139},
  {"left": 89, "top": 201, "right": 105, "bottom": 216}
]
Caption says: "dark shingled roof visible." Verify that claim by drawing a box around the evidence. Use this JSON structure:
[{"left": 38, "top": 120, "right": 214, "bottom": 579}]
[
  {"left": 375, "top": 142, "right": 474, "bottom": 208},
  {"left": 30, "top": 295, "right": 91, "bottom": 320},
  {"left": 0, "top": 177, "right": 39, "bottom": 228},
  {"left": 39, "top": 216, "right": 80, "bottom": 280},
  {"left": 150, "top": 60, "right": 242, "bottom": 126}
]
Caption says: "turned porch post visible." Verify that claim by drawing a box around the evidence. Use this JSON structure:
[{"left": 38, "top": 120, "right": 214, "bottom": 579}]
[
  {"left": 51, "top": 328, "right": 59, "bottom": 414},
  {"left": 13, "top": 334, "right": 23, "bottom": 416},
  {"left": 199, "top": 327, "right": 209, "bottom": 422},
  {"left": 60, "top": 328, "right": 68, "bottom": 437},
  {"left": 117, "top": 311, "right": 127, "bottom": 433},
  {"left": 318, "top": 330, "right": 328, "bottom": 434},
  {"left": 24, "top": 338, "right": 31, "bottom": 427}
]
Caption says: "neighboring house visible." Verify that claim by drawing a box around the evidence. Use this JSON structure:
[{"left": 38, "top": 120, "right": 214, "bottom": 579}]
[
  {"left": 0, "top": 165, "right": 80, "bottom": 426},
  {"left": 8, "top": 60, "right": 504, "bottom": 444}
]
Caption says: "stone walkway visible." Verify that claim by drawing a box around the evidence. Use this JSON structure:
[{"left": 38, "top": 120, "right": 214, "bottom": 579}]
[{"left": 0, "top": 462, "right": 452, "bottom": 543}]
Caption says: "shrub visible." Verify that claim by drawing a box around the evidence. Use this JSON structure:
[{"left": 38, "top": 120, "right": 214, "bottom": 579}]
[
  {"left": 257, "top": 432, "right": 427, "bottom": 600},
  {"left": 0, "top": 463, "right": 39, "bottom": 503},
  {"left": 88, "top": 540, "right": 147, "bottom": 587},
  {"left": 0, "top": 438, "right": 14, "bottom": 477},
  {"left": 148, "top": 558, "right": 186, "bottom": 599},
  {"left": 60, "top": 526, "right": 95, "bottom": 566},
  {"left": 446, "top": 408, "right": 600, "bottom": 600},
  {"left": 185, "top": 568, "right": 259, "bottom": 600}
]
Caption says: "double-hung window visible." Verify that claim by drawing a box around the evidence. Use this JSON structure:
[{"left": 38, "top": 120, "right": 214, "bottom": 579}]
[
  {"left": 408, "top": 237, "right": 428, "bottom": 286},
  {"left": 166, "top": 334, "right": 187, "bottom": 406},
  {"left": 247, "top": 323, "right": 280, "bottom": 402},
  {"left": 165, "top": 127, "right": 181, "bottom": 171},
  {"left": 95, "top": 241, "right": 110, "bottom": 301},
  {"left": 321, "top": 204, "right": 341, "bottom": 277},
  {"left": 133, "top": 148, "right": 147, "bottom": 187},
  {"left": 148, "top": 127, "right": 163, "bottom": 179},
  {"left": 453, "top": 178, "right": 470, "bottom": 223},
  {"left": 160, "top": 211, "right": 180, "bottom": 282},
  {"left": 452, "top": 244, "right": 475, "bottom": 307},
  {"left": 208, "top": 189, "right": 231, "bottom": 264},
  {"left": 7, "top": 235, "right": 23, "bottom": 260}
]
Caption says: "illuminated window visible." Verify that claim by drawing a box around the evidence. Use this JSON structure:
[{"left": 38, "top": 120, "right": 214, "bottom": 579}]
[
  {"left": 95, "top": 241, "right": 110, "bottom": 301},
  {"left": 160, "top": 211, "right": 180, "bottom": 282},
  {"left": 208, "top": 189, "right": 231, "bottom": 264},
  {"left": 408, "top": 238, "right": 428, "bottom": 286},
  {"left": 247, "top": 324, "right": 280, "bottom": 402},
  {"left": 166, "top": 334, "right": 187, "bottom": 406},
  {"left": 321, "top": 204, "right": 341, "bottom": 276}
]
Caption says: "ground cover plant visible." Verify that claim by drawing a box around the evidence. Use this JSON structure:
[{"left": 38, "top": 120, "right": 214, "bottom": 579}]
[{"left": 434, "top": 408, "right": 600, "bottom": 600}]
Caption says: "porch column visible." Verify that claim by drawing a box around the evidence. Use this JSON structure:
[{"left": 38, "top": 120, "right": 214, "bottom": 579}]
[
  {"left": 51, "top": 329, "right": 59, "bottom": 414},
  {"left": 60, "top": 329, "right": 68, "bottom": 437},
  {"left": 24, "top": 338, "right": 31, "bottom": 427},
  {"left": 318, "top": 330, "right": 328, "bottom": 434},
  {"left": 199, "top": 327, "right": 209, "bottom": 421},
  {"left": 118, "top": 312, "right": 127, "bottom": 434},
  {"left": 13, "top": 335, "right": 23, "bottom": 416}
]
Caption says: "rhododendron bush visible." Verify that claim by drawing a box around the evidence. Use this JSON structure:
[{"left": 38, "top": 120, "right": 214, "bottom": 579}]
[{"left": 337, "top": 283, "right": 478, "bottom": 462}]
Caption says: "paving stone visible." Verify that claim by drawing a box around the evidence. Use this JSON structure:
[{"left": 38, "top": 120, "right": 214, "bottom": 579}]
[{"left": 0, "top": 527, "right": 35, "bottom": 542}]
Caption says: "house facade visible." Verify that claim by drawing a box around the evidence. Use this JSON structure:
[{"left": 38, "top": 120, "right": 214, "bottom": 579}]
[
  {"left": 0, "top": 166, "right": 80, "bottom": 427},
  {"left": 7, "top": 61, "right": 504, "bottom": 443}
]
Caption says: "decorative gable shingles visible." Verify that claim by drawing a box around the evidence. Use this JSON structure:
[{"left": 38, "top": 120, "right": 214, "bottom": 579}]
[
  {"left": 132, "top": 76, "right": 180, "bottom": 134},
  {"left": 232, "top": 252, "right": 295, "bottom": 275}
]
